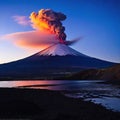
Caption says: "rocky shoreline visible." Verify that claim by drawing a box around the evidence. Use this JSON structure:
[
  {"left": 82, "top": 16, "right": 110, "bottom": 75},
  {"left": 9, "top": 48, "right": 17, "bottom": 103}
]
[{"left": 0, "top": 88, "right": 120, "bottom": 120}]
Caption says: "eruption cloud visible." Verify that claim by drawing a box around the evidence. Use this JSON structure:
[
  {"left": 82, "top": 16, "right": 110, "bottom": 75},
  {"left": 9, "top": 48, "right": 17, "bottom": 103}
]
[
  {"left": 2, "top": 31, "right": 58, "bottom": 50},
  {"left": 1, "top": 9, "right": 81, "bottom": 50},
  {"left": 65, "top": 37, "right": 83, "bottom": 46},
  {"left": 30, "top": 9, "right": 67, "bottom": 43}
]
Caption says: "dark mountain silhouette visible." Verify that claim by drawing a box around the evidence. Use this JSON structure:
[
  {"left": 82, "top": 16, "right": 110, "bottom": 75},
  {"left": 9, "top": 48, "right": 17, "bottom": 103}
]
[
  {"left": 66, "top": 64, "right": 120, "bottom": 81},
  {"left": 0, "top": 44, "right": 115, "bottom": 80}
]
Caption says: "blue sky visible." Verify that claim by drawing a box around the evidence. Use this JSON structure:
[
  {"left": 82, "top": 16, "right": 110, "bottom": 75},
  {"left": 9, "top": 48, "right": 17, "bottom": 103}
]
[{"left": 0, "top": 0, "right": 120, "bottom": 63}]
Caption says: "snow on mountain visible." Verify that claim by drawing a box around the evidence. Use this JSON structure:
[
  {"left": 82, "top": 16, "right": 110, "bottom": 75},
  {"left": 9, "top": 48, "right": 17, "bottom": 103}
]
[
  {"left": 36, "top": 43, "right": 87, "bottom": 57},
  {"left": 0, "top": 43, "right": 115, "bottom": 79}
]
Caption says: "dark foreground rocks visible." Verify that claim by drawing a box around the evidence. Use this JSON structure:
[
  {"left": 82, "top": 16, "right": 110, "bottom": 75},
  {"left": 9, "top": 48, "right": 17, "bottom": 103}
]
[{"left": 0, "top": 88, "right": 120, "bottom": 120}]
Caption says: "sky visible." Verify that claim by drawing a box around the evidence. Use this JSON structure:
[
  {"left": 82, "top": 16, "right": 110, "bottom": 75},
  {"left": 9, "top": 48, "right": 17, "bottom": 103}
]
[{"left": 0, "top": 0, "right": 120, "bottom": 63}]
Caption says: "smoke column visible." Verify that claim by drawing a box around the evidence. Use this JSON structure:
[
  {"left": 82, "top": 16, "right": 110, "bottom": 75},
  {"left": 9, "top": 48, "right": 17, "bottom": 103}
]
[
  {"left": 30, "top": 9, "right": 67, "bottom": 43},
  {"left": 1, "top": 8, "right": 81, "bottom": 49}
]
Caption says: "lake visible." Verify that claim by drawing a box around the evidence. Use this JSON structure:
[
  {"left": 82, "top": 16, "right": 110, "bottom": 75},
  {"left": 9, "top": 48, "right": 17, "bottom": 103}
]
[{"left": 0, "top": 80, "right": 120, "bottom": 112}]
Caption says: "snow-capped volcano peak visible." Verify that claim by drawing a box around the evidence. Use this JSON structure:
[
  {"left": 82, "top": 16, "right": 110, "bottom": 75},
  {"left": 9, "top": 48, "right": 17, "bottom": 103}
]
[{"left": 36, "top": 43, "right": 86, "bottom": 56}]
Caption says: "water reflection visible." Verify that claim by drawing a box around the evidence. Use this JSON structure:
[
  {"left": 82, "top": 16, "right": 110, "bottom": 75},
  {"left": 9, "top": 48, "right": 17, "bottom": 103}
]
[{"left": 0, "top": 80, "right": 120, "bottom": 112}]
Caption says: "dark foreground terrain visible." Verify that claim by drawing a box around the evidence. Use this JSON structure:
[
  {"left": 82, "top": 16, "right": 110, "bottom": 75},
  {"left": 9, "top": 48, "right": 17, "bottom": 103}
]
[{"left": 0, "top": 88, "right": 120, "bottom": 120}]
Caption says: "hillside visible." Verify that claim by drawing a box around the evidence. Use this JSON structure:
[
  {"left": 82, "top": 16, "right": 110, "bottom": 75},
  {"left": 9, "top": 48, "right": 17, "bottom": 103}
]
[
  {"left": 0, "top": 44, "right": 115, "bottom": 80},
  {"left": 67, "top": 64, "right": 120, "bottom": 81}
]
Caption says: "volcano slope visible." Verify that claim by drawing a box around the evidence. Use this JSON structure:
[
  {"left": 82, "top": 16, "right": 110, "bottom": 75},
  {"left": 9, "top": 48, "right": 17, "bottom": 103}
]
[
  {"left": 0, "top": 44, "right": 115, "bottom": 80},
  {"left": 65, "top": 64, "right": 120, "bottom": 81}
]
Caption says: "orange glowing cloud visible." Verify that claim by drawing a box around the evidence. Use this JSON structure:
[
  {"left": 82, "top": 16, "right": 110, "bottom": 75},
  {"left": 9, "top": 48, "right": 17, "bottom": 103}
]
[
  {"left": 0, "top": 9, "right": 80, "bottom": 51},
  {"left": 30, "top": 9, "right": 67, "bottom": 41},
  {"left": 2, "top": 31, "right": 58, "bottom": 50},
  {"left": 39, "top": 21, "right": 50, "bottom": 31},
  {"left": 30, "top": 12, "right": 50, "bottom": 32}
]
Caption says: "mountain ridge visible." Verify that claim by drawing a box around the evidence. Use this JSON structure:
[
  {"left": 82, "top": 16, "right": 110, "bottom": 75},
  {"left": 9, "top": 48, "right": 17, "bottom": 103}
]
[
  {"left": 65, "top": 64, "right": 120, "bottom": 81},
  {"left": 0, "top": 43, "right": 116, "bottom": 80}
]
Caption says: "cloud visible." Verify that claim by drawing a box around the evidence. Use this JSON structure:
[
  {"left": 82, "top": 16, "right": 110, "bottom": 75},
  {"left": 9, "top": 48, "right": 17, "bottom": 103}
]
[
  {"left": 0, "top": 9, "right": 80, "bottom": 51},
  {"left": 13, "top": 15, "right": 30, "bottom": 26},
  {"left": 30, "top": 9, "right": 67, "bottom": 41},
  {"left": 1, "top": 31, "right": 58, "bottom": 50}
]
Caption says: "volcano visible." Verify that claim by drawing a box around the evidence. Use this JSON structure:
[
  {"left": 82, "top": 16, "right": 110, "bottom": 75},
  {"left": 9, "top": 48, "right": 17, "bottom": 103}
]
[
  {"left": 36, "top": 44, "right": 86, "bottom": 56},
  {"left": 0, "top": 43, "right": 115, "bottom": 79}
]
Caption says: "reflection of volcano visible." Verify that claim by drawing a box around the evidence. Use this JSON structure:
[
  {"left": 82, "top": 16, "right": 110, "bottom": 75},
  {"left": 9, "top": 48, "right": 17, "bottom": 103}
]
[{"left": 0, "top": 43, "right": 115, "bottom": 79}]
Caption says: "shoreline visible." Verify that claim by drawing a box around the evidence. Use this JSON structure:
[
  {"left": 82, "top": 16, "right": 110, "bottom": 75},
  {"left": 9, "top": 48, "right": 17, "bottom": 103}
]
[{"left": 0, "top": 88, "right": 120, "bottom": 119}]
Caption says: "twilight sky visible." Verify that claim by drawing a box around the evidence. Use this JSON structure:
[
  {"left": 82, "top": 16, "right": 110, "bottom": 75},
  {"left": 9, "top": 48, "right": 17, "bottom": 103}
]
[{"left": 0, "top": 0, "right": 120, "bottom": 63}]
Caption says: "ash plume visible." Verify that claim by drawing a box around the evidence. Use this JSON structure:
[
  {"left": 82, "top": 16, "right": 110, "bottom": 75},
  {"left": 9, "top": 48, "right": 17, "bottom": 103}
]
[
  {"left": 30, "top": 9, "right": 67, "bottom": 43},
  {"left": 1, "top": 8, "right": 81, "bottom": 51}
]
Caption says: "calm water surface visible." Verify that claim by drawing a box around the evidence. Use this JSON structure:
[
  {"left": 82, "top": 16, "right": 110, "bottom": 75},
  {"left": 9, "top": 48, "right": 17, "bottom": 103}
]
[{"left": 0, "top": 80, "right": 120, "bottom": 112}]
